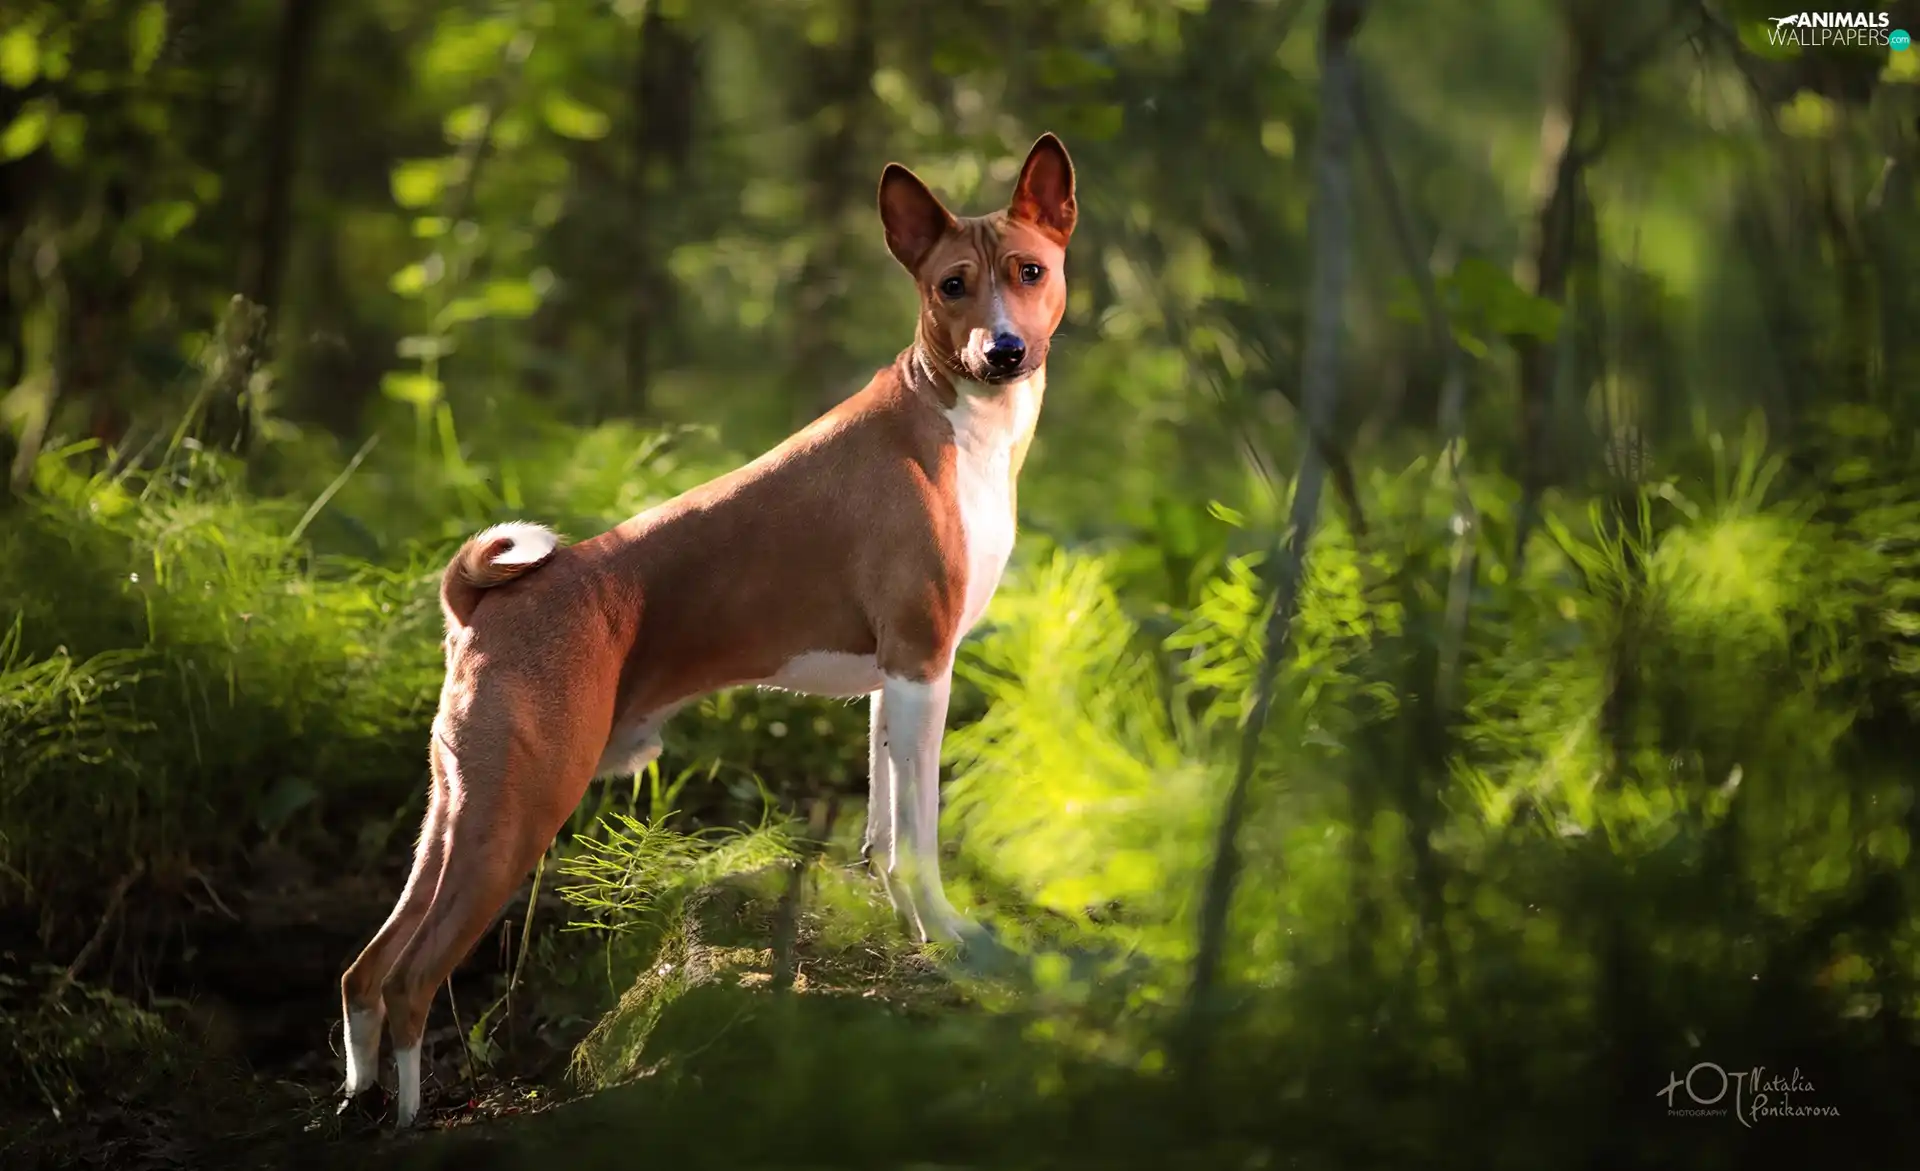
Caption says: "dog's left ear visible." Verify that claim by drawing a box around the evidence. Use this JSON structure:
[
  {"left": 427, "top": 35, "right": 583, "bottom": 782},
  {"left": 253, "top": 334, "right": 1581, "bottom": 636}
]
[
  {"left": 879, "top": 164, "right": 958, "bottom": 274},
  {"left": 1007, "top": 133, "right": 1076, "bottom": 245}
]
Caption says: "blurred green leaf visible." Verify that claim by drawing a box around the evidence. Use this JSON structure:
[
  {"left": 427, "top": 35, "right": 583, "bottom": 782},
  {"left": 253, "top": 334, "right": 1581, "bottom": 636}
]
[
  {"left": 130, "top": 1, "right": 168, "bottom": 74},
  {"left": 1882, "top": 46, "right": 1919, "bottom": 84},
  {"left": 1443, "top": 256, "right": 1561, "bottom": 342},
  {"left": 543, "top": 93, "right": 610, "bottom": 140},
  {"left": 444, "top": 103, "right": 490, "bottom": 144},
  {"left": 421, "top": 14, "right": 518, "bottom": 80},
  {"left": 391, "top": 159, "right": 445, "bottom": 210},
  {"left": 1494, "top": 293, "right": 1562, "bottom": 341},
  {"left": 1208, "top": 500, "right": 1247, "bottom": 528},
  {"left": 128, "top": 97, "right": 168, "bottom": 134},
  {"left": 1260, "top": 120, "right": 1296, "bottom": 159},
  {"left": 1778, "top": 90, "right": 1836, "bottom": 138},
  {"left": 483, "top": 278, "right": 540, "bottom": 317},
  {"left": 389, "top": 263, "right": 432, "bottom": 297},
  {"left": 1453, "top": 328, "right": 1489, "bottom": 360},
  {"left": 397, "top": 334, "right": 456, "bottom": 361},
  {"left": 47, "top": 111, "right": 85, "bottom": 164},
  {"left": 0, "top": 23, "right": 39, "bottom": 88},
  {"left": 0, "top": 99, "right": 52, "bottom": 161},
  {"left": 135, "top": 200, "right": 197, "bottom": 241},
  {"left": 435, "top": 296, "right": 491, "bottom": 330},
  {"left": 39, "top": 25, "right": 68, "bottom": 80},
  {"left": 380, "top": 371, "right": 444, "bottom": 407}
]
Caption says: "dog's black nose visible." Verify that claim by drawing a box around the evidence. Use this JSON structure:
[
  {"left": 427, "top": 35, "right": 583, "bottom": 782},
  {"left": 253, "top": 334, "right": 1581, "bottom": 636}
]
[{"left": 985, "top": 333, "right": 1025, "bottom": 372}]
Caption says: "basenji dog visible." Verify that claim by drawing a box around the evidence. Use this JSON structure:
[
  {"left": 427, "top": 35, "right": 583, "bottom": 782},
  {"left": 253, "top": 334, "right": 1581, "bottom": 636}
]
[{"left": 337, "top": 134, "right": 1076, "bottom": 1125}]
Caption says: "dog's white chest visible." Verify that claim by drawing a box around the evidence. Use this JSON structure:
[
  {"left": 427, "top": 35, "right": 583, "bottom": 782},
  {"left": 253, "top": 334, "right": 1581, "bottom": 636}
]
[{"left": 945, "top": 381, "right": 1035, "bottom": 638}]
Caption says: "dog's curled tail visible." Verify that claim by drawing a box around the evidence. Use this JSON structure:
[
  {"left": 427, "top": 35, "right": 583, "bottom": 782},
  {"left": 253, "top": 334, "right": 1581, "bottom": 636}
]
[{"left": 440, "top": 521, "right": 561, "bottom": 629}]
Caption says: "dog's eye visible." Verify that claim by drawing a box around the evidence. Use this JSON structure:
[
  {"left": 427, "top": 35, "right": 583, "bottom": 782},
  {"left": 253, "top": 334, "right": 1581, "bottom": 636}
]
[
  {"left": 1018, "top": 263, "right": 1044, "bottom": 284},
  {"left": 939, "top": 275, "right": 966, "bottom": 299}
]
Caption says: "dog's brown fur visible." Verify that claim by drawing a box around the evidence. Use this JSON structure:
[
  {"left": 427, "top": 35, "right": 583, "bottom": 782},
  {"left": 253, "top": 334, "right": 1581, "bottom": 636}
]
[{"left": 338, "top": 134, "right": 1076, "bottom": 1125}]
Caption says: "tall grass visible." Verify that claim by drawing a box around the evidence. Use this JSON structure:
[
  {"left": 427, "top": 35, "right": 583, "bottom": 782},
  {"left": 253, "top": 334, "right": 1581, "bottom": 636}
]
[
  {"left": 0, "top": 441, "right": 446, "bottom": 915},
  {"left": 2, "top": 385, "right": 1914, "bottom": 1166}
]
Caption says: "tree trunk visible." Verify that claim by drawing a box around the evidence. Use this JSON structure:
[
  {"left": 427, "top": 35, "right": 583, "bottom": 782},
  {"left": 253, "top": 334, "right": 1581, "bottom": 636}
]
[
  {"left": 788, "top": 0, "right": 876, "bottom": 426},
  {"left": 1510, "top": 2, "right": 1600, "bottom": 569},
  {"left": 616, "top": 4, "right": 700, "bottom": 420},
  {"left": 239, "top": 0, "right": 323, "bottom": 324}
]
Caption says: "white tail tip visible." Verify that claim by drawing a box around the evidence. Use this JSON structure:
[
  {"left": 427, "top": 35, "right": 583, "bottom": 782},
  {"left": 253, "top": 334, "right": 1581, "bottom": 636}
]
[{"left": 473, "top": 521, "right": 559, "bottom": 567}]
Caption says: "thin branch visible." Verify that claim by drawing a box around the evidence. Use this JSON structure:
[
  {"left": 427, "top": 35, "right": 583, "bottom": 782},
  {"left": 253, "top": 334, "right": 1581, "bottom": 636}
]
[
  {"left": 50, "top": 862, "right": 145, "bottom": 999},
  {"left": 1180, "top": 0, "right": 1369, "bottom": 1083},
  {"left": 447, "top": 977, "right": 477, "bottom": 1107}
]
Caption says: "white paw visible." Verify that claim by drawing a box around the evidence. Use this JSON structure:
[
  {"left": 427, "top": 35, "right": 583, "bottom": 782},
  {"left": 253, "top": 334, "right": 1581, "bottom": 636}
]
[
  {"left": 925, "top": 905, "right": 985, "bottom": 947},
  {"left": 340, "top": 1008, "right": 382, "bottom": 1097},
  {"left": 393, "top": 1045, "right": 422, "bottom": 1128}
]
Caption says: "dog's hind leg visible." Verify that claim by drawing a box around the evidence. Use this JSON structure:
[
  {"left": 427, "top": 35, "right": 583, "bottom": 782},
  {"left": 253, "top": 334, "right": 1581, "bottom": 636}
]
[
  {"left": 378, "top": 715, "right": 602, "bottom": 1127},
  {"left": 338, "top": 748, "right": 452, "bottom": 1097}
]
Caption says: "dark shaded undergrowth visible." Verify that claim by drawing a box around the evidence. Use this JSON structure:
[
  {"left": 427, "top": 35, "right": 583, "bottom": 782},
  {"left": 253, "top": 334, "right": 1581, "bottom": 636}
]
[{"left": 4, "top": 399, "right": 1919, "bottom": 1170}]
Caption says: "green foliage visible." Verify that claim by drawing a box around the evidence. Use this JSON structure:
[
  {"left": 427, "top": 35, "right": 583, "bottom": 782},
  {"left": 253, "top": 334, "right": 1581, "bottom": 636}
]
[
  {"left": 3, "top": 0, "right": 1920, "bottom": 1164},
  {"left": 559, "top": 797, "right": 799, "bottom": 934},
  {"left": 930, "top": 423, "right": 1919, "bottom": 1147},
  {"left": 0, "top": 443, "right": 445, "bottom": 907},
  {"left": 1393, "top": 256, "right": 1566, "bottom": 358},
  {"left": 0, "top": 973, "right": 180, "bottom": 1118}
]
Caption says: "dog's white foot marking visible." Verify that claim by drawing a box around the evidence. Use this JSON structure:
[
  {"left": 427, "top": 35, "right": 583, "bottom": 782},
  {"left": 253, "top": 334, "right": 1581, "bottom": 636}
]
[
  {"left": 341, "top": 1007, "right": 382, "bottom": 1096},
  {"left": 394, "top": 1044, "right": 422, "bottom": 1127},
  {"left": 924, "top": 898, "right": 982, "bottom": 946}
]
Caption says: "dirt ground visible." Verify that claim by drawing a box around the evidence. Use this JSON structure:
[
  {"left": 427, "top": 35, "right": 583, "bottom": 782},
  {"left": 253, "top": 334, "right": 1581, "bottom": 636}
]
[
  {"left": 1, "top": 839, "right": 981, "bottom": 1171},
  {"left": 1, "top": 843, "right": 594, "bottom": 1171}
]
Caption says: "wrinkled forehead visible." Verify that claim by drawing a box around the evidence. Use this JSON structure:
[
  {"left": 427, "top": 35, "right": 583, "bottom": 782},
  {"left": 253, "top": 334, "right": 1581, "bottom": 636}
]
[{"left": 918, "top": 214, "right": 1066, "bottom": 277}]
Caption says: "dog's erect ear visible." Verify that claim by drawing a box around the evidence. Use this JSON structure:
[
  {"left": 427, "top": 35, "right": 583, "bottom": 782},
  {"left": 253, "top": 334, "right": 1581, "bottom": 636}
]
[
  {"left": 879, "top": 164, "right": 958, "bottom": 274},
  {"left": 1007, "top": 133, "right": 1076, "bottom": 244}
]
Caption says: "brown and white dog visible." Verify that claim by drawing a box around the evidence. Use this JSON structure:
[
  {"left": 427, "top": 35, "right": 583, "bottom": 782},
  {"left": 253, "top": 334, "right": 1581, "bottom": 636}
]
[{"left": 337, "top": 134, "right": 1076, "bottom": 1125}]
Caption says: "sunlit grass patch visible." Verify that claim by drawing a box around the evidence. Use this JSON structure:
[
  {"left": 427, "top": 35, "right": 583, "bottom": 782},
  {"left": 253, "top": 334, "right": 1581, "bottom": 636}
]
[{"left": 0, "top": 443, "right": 447, "bottom": 909}]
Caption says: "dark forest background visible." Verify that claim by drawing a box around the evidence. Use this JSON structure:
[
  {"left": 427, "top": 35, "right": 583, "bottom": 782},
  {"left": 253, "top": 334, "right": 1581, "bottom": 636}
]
[{"left": 3, "top": 0, "right": 1919, "bottom": 1167}]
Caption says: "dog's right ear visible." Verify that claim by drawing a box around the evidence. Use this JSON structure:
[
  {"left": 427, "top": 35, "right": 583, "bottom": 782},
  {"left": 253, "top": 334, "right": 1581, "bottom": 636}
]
[{"left": 878, "top": 164, "right": 957, "bottom": 274}]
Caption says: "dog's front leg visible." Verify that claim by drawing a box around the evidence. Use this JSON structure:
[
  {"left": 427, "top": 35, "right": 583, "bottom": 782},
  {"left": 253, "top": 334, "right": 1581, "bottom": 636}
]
[
  {"left": 881, "top": 670, "right": 978, "bottom": 946},
  {"left": 863, "top": 688, "right": 910, "bottom": 920}
]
